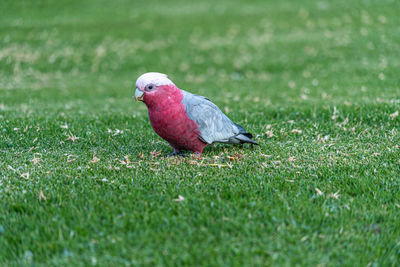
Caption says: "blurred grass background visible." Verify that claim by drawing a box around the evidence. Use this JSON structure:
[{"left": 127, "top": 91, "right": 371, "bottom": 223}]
[
  {"left": 1, "top": 0, "right": 399, "bottom": 103},
  {"left": 1, "top": 0, "right": 400, "bottom": 265}
]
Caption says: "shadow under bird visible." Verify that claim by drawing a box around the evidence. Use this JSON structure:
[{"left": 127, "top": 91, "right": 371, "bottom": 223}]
[{"left": 134, "top": 72, "right": 258, "bottom": 155}]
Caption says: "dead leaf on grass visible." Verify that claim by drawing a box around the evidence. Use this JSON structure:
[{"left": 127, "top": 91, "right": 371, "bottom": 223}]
[
  {"left": 390, "top": 111, "right": 399, "bottom": 119},
  {"left": 262, "top": 162, "right": 268, "bottom": 168},
  {"left": 8, "top": 165, "right": 16, "bottom": 172},
  {"left": 188, "top": 160, "right": 200, "bottom": 165},
  {"left": 315, "top": 188, "right": 324, "bottom": 196},
  {"left": 207, "top": 163, "right": 232, "bottom": 168},
  {"left": 227, "top": 152, "right": 243, "bottom": 161},
  {"left": 330, "top": 190, "right": 340, "bottom": 199},
  {"left": 174, "top": 195, "right": 185, "bottom": 202},
  {"left": 265, "top": 130, "right": 274, "bottom": 138},
  {"left": 123, "top": 155, "right": 131, "bottom": 164},
  {"left": 150, "top": 150, "right": 162, "bottom": 158},
  {"left": 38, "top": 190, "right": 47, "bottom": 201},
  {"left": 32, "top": 157, "right": 41, "bottom": 164},
  {"left": 21, "top": 172, "right": 30, "bottom": 179},
  {"left": 66, "top": 134, "right": 79, "bottom": 142},
  {"left": 108, "top": 166, "right": 120, "bottom": 170},
  {"left": 90, "top": 156, "right": 100, "bottom": 164}
]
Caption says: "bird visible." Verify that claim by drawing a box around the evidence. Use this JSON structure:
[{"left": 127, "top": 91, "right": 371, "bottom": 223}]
[{"left": 134, "top": 72, "right": 258, "bottom": 155}]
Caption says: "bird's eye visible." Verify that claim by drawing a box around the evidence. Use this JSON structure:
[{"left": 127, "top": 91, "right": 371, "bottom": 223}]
[{"left": 148, "top": 85, "right": 153, "bottom": 90}]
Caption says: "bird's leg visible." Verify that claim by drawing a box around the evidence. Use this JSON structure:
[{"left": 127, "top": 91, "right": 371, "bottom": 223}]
[{"left": 168, "top": 149, "right": 185, "bottom": 157}]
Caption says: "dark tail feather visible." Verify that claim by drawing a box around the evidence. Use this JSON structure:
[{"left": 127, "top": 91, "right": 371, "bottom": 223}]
[
  {"left": 241, "top": 132, "right": 253, "bottom": 139},
  {"left": 234, "top": 123, "right": 258, "bottom": 145}
]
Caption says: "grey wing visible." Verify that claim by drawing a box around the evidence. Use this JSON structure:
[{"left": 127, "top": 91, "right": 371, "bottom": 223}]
[{"left": 181, "top": 90, "right": 257, "bottom": 145}]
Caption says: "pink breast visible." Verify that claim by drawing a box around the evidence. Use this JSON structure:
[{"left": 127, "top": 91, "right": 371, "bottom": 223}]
[{"left": 148, "top": 104, "right": 206, "bottom": 153}]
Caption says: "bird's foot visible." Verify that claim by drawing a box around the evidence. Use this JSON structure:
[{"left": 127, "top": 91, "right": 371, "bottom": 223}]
[{"left": 168, "top": 150, "right": 186, "bottom": 157}]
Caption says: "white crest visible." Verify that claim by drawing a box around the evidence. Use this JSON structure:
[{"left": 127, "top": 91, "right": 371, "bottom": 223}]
[{"left": 135, "top": 72, "right": 174, "bottom": 90}]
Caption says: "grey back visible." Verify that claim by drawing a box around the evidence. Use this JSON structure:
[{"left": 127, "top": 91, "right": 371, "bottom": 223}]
[{"left": 181, "top": 90, "right": 242, "bottom": 144}]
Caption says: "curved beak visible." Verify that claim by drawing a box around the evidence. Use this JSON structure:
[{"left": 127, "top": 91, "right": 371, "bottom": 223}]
[{"left": 134, "top": 88, "right": 144, "bottom": 102}]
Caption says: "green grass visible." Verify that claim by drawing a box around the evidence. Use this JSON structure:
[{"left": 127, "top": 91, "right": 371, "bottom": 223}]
[{"left": 1, "top": 0, "right": 400, "bottom": 265}]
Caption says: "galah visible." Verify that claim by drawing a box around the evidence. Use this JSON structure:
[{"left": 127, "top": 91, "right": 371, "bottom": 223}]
[{"left": 134, "top": 72, "right": 258, "bottom": 155}]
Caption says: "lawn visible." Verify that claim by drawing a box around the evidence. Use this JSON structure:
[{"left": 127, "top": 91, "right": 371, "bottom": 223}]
[{"left": 1, "top": 0, "right": 400, "bottom": 265}]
